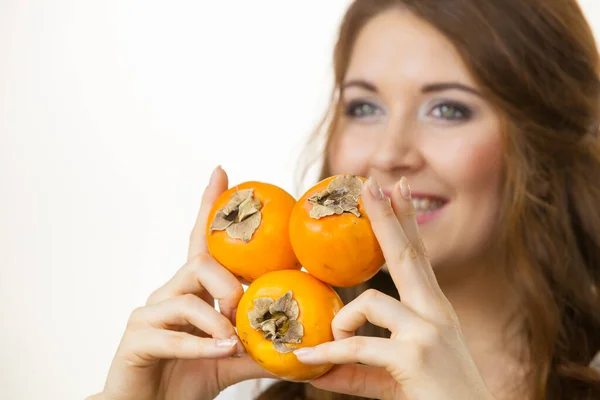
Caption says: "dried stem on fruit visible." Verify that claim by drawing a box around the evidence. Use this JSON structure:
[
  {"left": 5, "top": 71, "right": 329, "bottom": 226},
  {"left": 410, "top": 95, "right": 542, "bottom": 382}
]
[
  {"left": 308, "top": 175, "right": 362, "bottom": 219},
  {"left": 248, "top": 291, "right": 304, "bottom": 354},
  {"left": 209, "top": 189, "right": 262, "bottom": 242}
]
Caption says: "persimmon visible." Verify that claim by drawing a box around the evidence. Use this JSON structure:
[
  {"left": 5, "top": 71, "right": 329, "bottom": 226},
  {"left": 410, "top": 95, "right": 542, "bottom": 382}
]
[
  {"left": 289, "top": 174, "right": 385, "bottom": 287},
  {"left": 206, "top": 181, "right": 300, "bottom": 282},
  {"left": 236, "top": 269, "right": 344, "bottom": 381}
]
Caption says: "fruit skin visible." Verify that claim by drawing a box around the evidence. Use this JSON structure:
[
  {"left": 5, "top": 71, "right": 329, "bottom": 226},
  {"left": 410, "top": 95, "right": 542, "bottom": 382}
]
[
  {"left": 236, "top": 270, "right": 344, "bottom": 381},
  {"left": 289, "top": 175, "right": 385, "bottom": 287},
  {"left": 206, "top": 181, "right": 300, "bottom": 282}
]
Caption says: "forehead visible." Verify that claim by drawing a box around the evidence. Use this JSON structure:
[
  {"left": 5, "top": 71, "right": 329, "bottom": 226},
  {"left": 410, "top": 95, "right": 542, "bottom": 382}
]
[{"left": 346, "top": 8, "right": 476, "bottom": 88}]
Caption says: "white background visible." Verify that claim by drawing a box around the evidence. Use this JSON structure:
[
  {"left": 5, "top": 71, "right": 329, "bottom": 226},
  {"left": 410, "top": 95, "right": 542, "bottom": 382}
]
[{"left": 1, "top": 1, "right": 599, "bottom": 399}]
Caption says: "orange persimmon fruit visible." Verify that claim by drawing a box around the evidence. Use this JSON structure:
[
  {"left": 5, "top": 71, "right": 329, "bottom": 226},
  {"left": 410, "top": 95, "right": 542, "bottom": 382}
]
[
  {"left": 206, "top": 181, "right": 300, "bottom": 282},
  {"left": 289, "top": 174, "right": 385, "bottom": 287},
  {"left": 236, "top": 269, "right": 344, "bottom": 381}
]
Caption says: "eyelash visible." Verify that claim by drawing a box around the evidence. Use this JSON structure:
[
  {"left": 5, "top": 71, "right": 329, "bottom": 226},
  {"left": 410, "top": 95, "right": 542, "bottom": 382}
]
[
  {"left": 428, "top": 101, "right": 472, "bottom": 121},
  {"left": 344, "top": 100, "right": 383, "bottom": 118},
  {"left": 344, "top": 100, "right": 472, "bottom": 121}
]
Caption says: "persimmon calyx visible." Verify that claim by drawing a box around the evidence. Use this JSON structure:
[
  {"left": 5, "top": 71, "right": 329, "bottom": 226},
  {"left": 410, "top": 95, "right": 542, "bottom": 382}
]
[
  {"left": 308, "top": 175, "right": 362, "bottom": 219},
  {"left": 209, "top": 189, "right": 262, "bottom": 242},
  {"left": 248, "top": 291, "right": 304, "bottom": 354}
]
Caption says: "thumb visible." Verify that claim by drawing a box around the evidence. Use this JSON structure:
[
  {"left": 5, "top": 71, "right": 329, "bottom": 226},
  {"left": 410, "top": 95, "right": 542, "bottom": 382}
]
[
  {"left": 188, "top": 165, "right": 229, "bottom": 260},
  {"left": 217, "top": 355, "right": 276, "bottom": 390},
  {"left": 310, "top": 364, "right": 402, "bottom": 399}
]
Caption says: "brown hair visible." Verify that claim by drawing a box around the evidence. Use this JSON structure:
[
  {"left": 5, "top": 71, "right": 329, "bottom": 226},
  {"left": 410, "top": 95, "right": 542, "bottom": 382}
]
[{"left": 260, "top": 1, "right": 600, "bottom": 399}]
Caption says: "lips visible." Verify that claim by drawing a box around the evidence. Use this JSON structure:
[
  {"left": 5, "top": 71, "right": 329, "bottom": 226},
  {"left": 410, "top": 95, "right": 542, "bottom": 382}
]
[{"left": 382, "top": 188, "right": 448, "bottom": 224}]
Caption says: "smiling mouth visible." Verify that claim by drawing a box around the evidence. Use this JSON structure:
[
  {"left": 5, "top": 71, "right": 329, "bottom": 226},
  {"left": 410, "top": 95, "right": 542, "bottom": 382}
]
[
  {"left": 411, "top": 197, "right": 445, "bottom": 216},
  {"left": 382, "top": 189, "right": 448, "bottom": 221}
]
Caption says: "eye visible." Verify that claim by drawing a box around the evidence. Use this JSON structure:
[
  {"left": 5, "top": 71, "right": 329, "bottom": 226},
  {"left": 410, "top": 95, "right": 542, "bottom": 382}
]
[
  {"left": 344, "top": 100, "right": 383, "bottom": 118},
  {"left": 428, "top": 102, "right": 472, "bottom": 121}
]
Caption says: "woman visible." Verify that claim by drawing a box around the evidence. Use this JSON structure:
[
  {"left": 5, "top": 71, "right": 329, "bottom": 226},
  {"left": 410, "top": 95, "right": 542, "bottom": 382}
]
[{"left": 89, "top": 0, "right": 600, "bottom": 399}]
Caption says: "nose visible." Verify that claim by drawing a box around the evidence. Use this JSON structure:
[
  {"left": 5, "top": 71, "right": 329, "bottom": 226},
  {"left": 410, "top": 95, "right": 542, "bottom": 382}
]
[{"left": 369, "top": 117, "right": 424, "bottom": 174}]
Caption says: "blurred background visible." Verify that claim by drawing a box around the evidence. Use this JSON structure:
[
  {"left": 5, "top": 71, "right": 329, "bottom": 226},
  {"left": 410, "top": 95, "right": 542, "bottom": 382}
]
[{"left": 1, "top": 1, "right": 599, "bottom": 399}]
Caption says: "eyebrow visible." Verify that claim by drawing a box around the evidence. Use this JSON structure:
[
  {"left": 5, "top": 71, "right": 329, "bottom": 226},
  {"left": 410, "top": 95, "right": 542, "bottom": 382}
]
[
  {"left": 342, "top": 79, "right": 482, "bottom": 97},
  {"left": 342, "top": 80, "right": 378, "bottom": 92},
  {"left": 422, "top": 82, "right": 481, "bottom": 96}
]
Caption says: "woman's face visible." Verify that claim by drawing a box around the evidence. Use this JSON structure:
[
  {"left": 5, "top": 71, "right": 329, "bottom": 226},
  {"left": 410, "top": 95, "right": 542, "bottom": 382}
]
[{"left": 328, "top": 9, "right": 504, "bottom": 277}]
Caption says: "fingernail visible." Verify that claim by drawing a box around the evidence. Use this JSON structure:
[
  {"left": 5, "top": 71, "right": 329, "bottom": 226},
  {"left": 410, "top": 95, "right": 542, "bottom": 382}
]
[
  {"left": 399, "top": 176, "right": 411, "bottom": 200},
  {"left": 216, "top": 338, "right": 237, "bottom": 348},
  {"left": 293, "top": 347, "right": 314, "bottom": 357},
  {"left": 232, "top": 334, "right": 246, "bottom": 354},
  {"left": 209, "top": 165, "right": 221, "bottom": 184},
  {"left": 366, "top": 176, "right": 385, "bottom": 200},
  {"left": 230, "top": 308, "right": 237, "bottom": 324}
]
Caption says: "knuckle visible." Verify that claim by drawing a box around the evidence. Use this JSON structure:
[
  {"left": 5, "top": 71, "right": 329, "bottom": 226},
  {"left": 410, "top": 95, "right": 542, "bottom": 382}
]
[
  {"left": 145, "top": 288, "right": 163, "bottom": 305},
  {"left": 349, "top": 336, "right": 366, "bottom": 354},
  {"left": 423, "top": 295, "right": 457, "bottom": 326},
  {"left": 399, "top": 322, "right": 444, "bottom": 370},
  {"left": 188, "top": 252, "right": 212, "bottom": 271},
  {"left": 331, "top": 315, "right": 351, "bottom": 336},
  {"left": 361, "top": 288, "right": 382, "bottom": 302},
  {"left": 215, "top": 316, "right": 233, "bottom": 334},
  {"left": 417, "top": 238, "right": 428, "bottom": 258},
  {"left": 127, "top": 306, "right": 147, "bottom": 328},
  {"left": 118, "top": 331, "right": 140, "bottom": 361},
  {"left": 168, "top": 331, "right": 187, "bottom": 355},
  {"left": 228, "top": 287, "right": 244, "bottom": 309},
  {"left": 436, "top": 305, "right": 457, "bottom": 326},
  {"left": 418, "top": 322, "right": 443, "bottom": 349},
  {"left": 402, "top": 199, "right": 417, "bottom": 217},
  {"left": 217, "top": 280, "right": 244, "bottom": 307},
  {"left": 378, "top": 202, "right": 396, "bottom": 218},
  {"left": 399, "top": 241, "right": 418, "bottom": 262},
  {"left": 180, "top": 293, "right": 200, "bottom": 308},
  {"left": 228, "top": 282, "right": 244, "bottom": 300},
  {"left": 331, "top": 318, "right": 342, "bottom": 334},
  {"left": 184, "top": 253, "right": 213, "bottom": 283}
]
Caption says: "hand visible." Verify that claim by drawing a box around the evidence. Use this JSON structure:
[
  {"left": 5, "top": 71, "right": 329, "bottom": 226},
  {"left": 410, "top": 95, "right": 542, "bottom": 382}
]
[
  {"left": 88, "top": 166, "right": 272, "bottom": 400},
  {"left": 293, "top": 176, "right": 495, "bottom": 400}
]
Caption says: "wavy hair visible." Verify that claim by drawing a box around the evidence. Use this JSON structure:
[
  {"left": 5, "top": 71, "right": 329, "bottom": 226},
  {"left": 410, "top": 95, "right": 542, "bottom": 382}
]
[{"left": 261, "top": 1, "right": 600, "bottom": 398}]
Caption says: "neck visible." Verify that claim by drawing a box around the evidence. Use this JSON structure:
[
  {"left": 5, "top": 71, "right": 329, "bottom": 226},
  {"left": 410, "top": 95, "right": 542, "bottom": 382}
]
[{"left": 437, "top": 259, "right": 528, "bottom": 398}]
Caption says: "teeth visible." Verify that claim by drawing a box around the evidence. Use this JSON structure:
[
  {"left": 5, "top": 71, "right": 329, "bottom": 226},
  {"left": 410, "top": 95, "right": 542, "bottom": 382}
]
[{"left": 411, "top": 198, "right": 443, "bottom": 214}]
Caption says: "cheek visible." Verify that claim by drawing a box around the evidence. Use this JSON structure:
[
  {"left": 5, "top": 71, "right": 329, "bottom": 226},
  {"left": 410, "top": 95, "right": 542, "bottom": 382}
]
[
  {"left": 462, "top": 143, "right": 503, "bottom": 194},
  {"left": 432, "top": 134, "right": 504, "bottom": 196},
  {"left": 425, "top": 131, "right": 504, "bottom": 267},
  {"left": 328, "top": 130, "right": 375, "bottom": 176}
]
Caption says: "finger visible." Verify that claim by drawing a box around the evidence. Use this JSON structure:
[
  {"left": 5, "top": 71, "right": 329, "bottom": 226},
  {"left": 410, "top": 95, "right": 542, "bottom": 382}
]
[
  {"left": 216, "top": 354, "right": 276, "bottom": 385},
  {"left": 362, "top": 177, "right": 434, "bottom": 305},
  {"left": 105, "top": 330, "right": 241, "bottom": 397},
  {"left": 331, "top": 289, "right": 419, "bottom": 340},
  {"left": 293, "top": 336, "right": 396, "bottom": 368},
  {"left": 130, "top": 293, "right": 237, "bottom": 340},
  {"left": 188, "top": 165, "right": 229, "bottom": 260},
  {"left": 310, "top": 364, "right": 404, "bottom": 400},
  {"left": 123, "top": 328, "right": 239, "bottom": 365},
  {"left": 391, "top": 177, "right": 439, "bottom": 289},
  {"left": 146, "top": 253, "right": 243, "bottom": 323}
]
